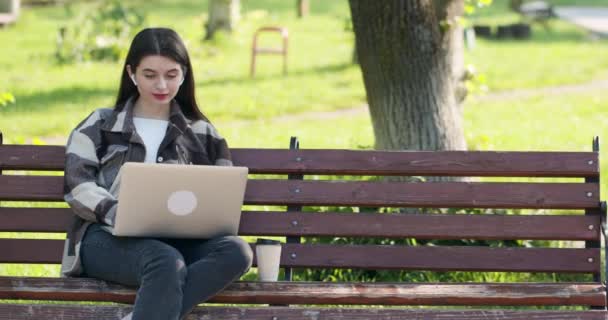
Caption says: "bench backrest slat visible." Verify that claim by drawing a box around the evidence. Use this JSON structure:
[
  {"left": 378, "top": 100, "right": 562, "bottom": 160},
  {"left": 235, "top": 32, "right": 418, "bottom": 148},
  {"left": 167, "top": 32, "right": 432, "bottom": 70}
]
[
  {"left": 0, "top": 239, "right": 63, "bottom": 264},
  {"left": 0, "top": 145, "right": 599, "bottom": 177},
  {"left": 239, "top": 212, "right": 601, "bottom": 240},
  {"left": 0, "top": 176, "right": 600, "bottom": 209},
  {"left": 0, "top": 208, "right": 72, "bottom": 232},
  {"left": 234, "top": 149, "right": 599, "bottom": 177},
  {"left": 0, "top": 239, "right": 599, "bottom": 273},
  {"left": 0, "top": 145, "right": 64, "bottom": 171},
  {"left": 245, "top": 180, "right": 599, "bottom": 209},
  {"left": 0, "top": 208, "right": 601, "bottom": 241}
]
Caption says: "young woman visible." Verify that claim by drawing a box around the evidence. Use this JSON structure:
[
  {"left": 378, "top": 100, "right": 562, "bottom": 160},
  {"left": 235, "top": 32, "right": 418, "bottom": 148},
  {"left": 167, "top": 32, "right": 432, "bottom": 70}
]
[{"left": 61, "top": 28, "right": 253, "bottom": 320}]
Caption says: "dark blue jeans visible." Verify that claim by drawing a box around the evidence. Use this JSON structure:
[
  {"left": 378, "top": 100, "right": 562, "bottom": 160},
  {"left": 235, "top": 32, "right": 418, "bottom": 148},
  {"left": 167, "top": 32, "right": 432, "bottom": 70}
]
[{"left": 80, "top": 223, "right": 253, "bottom": 320}]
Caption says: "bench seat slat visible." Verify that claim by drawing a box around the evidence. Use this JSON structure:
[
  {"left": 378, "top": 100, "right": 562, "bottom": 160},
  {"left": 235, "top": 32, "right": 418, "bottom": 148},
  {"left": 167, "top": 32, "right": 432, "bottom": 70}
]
[
  {"left": 0, "top": 278, "right": 604, "bottom": 306},
  {"left": 1, "top": 305, "right": 608, "bottom": 320},
  {"left": 0, "top": 208, "right": 601, "bottom": 241},
  {"left": 0, "top": 176, "right": 600, "bottom": 209},
  {"left": 0, "top": 240, "right": 599, "bottom": 273},
  {"left": 0, "top": 145, "right": 599, "bottom": 177}
]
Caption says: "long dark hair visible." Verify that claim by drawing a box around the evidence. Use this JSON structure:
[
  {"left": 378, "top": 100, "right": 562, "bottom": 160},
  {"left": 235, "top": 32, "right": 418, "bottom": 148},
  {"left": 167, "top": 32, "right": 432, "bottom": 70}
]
[{"left": 115, "top": 28, "right": 207, "bottom": 121}]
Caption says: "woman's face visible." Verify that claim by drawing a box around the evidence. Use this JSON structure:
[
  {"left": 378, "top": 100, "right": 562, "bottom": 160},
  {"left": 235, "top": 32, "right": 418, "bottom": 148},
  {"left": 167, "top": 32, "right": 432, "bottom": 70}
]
[{"left": 128, "top": 55, "right": 184, "bottom": 108}]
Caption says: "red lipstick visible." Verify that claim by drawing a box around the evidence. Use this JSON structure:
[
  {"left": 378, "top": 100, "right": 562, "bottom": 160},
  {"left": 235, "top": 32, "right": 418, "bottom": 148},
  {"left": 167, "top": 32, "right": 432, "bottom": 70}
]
[{"left": 152, "top": 93, "right": 169, "bottom": 100}]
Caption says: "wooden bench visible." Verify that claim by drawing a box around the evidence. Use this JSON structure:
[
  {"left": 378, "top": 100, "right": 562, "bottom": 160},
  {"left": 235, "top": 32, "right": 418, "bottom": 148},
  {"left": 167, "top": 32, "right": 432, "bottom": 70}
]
[
  {"left": 510, "top": 0, "right": 554, "bottom": 30},
  {"left": 1, "top": 133, "right": 607, "bottom": 319},
  {"left": 0, "top": 13, "right": 17, "bottom": 27},
  {"left": 0, "top": 0, "right": 19, "bottom": 27}
]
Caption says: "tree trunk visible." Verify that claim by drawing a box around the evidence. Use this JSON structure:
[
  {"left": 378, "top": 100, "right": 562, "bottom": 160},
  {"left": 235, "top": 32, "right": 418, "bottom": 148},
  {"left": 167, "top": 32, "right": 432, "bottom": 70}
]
[
  {"left": 205, "top": 0, "right": 240, "bottom": 40},
  {"left": 348, "top": 0, "right": 467, "bottom": 154},
  {"left": 297, "top": 0, "right": 309, "bottom": 18}
]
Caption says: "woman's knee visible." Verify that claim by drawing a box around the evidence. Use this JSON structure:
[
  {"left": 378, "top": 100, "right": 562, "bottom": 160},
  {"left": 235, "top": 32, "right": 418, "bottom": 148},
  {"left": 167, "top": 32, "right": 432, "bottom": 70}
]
[
  {"left": 140, "top": 243, "right": 187, "bottom": 284},
  {"left": 221, "top": 236, "right": 253, "bottom": 273}
]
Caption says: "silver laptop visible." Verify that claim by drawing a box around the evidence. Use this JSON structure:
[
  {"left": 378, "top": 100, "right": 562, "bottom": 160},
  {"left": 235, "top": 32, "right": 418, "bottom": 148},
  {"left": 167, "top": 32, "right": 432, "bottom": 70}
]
[{"left": 112, "top": 162, "right": 248, "bottom": 238}]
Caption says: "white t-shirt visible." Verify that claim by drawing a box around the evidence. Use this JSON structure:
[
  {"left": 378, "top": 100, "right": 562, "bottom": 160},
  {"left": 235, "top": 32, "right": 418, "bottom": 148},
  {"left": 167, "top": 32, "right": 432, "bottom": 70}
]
[{"left": 133, "top": 117, "right": 169, "bottom": 163}]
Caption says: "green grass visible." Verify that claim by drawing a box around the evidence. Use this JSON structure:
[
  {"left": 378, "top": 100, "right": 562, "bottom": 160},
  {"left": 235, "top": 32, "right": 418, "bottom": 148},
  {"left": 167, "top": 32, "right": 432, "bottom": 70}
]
[
  {"left": 468, "top": 34, "right": 608, "bottom": 91},
  {"left": 467, "top": 0, "right": 608, "bottom": 91},
  {"left": 1, "top": 0, "right": 608, "bottom": 139},
  {"left": 466, "top": 89, "right": 608, "bottom": 152},
  {"left": 0, "top": 0, "right": 363, "bottom": 139}
]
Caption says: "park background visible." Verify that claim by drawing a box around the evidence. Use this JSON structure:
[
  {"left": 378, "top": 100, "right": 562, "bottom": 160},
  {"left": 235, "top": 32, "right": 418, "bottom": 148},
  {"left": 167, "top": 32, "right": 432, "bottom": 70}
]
[{"left": 1, "top": 0, "right": 608, "bottom": 297}]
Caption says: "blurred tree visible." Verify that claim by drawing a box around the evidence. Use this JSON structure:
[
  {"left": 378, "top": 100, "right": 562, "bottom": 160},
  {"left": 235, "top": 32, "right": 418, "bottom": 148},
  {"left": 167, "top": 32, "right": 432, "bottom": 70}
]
[
  {"left": 205, "top": 0, "right": 240, "bottom": 40},
  {"left": 54, "top": 0, "right": 144, "bottom": 63},
  {"left": 349, "top": 1, "right": 467, "bottom": 155},
  {"left": 297, "top": 0, "right": 309, "bottom": 18}
]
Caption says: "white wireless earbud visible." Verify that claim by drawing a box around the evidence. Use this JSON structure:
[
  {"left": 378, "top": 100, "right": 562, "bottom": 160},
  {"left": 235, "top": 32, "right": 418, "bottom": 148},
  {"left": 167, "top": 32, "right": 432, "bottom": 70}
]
[
  {"left": 131, "top": 75, "right": 137, "bottom": 86},
  {"left": 180, "top": 68, "right": 188, "bottom": 86}
]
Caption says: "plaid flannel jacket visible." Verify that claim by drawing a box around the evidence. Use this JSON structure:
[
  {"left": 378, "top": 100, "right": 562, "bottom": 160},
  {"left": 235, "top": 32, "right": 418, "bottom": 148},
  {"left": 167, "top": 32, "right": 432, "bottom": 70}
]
[{"left": 60, "top": 97, "right": 232, "bottom": 276}]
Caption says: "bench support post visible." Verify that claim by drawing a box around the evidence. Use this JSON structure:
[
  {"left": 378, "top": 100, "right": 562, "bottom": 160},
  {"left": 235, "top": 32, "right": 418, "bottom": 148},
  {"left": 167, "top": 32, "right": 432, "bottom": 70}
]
[
  {"left": 284, "top": 136, "right": 303, "bottom": 281},
  {"left": 601, "top": 201, "right": 607, "bottom": 310},
  {"left": 587, "top": 137, "right": 605, "bottom": 309},
  {"left": 0, "top": 130, "right": 2, "bottom": 208},
  {"left": 587, "top": 137, "right": 601, "bottom": 282},
  {"left": 268, "top": 137, "right": 303, "bottom": 309}
]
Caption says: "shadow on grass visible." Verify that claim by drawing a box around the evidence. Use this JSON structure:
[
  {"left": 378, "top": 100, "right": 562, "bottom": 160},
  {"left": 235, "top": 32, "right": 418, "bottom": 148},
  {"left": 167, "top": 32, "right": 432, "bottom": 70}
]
[
  {"left": 2, "top": 63, "right": 355, "bottom": 114},
  {"left": 1, "top": 86, "right": 116, "bottom": 113},
  {"left": 200, "top": 62, "right": 355, "bottom": 87}
]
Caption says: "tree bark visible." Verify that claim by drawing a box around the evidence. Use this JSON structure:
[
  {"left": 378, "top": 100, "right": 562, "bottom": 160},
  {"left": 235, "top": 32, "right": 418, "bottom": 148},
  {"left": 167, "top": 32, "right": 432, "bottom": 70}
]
[
  {"left": 348, "top": 0, "right": 467, "bottom": 153},
  {"left": 297, "top": 0, "right": 309, "bottom": 18},
  {"left": 205, "top": 0, "right": 240, "bottom": 40}
]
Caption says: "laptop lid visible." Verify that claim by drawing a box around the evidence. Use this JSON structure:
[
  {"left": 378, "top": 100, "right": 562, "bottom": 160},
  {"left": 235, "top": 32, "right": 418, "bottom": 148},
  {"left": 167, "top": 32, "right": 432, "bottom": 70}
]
[{"left": 112, "top": 162, "right": 248, "bottom": 238}]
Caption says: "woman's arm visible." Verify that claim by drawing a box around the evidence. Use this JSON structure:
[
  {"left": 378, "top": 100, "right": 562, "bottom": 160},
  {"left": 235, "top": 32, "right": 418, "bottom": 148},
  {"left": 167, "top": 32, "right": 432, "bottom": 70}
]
[
  {"left": 64, "top": 110, "right": 118, "bottom": 226},
  {"left": 192, "top": 120, "right": 233, "bottom": 166},
  {"left": 211, "top": 136, "right": 232, "bottom": 166}
]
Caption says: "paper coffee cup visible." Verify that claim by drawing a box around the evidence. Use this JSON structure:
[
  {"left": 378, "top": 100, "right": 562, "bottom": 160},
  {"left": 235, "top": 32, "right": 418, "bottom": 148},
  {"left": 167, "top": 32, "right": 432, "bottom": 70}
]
[{"left": 256, "top": 239, "right": 282, "bottom": 281}]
